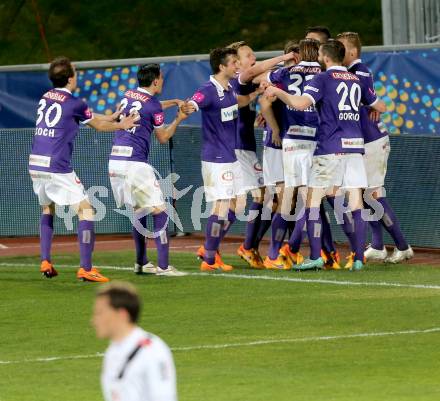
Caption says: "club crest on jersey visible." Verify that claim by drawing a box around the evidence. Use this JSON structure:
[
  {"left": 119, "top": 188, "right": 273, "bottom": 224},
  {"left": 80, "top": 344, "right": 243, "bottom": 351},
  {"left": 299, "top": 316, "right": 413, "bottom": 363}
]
[
  {"left": 192, "top": 92, "right": 205, "bottom": 103},
  {"left": 221, "top": 170, "right": 234, "bottom": 182}
]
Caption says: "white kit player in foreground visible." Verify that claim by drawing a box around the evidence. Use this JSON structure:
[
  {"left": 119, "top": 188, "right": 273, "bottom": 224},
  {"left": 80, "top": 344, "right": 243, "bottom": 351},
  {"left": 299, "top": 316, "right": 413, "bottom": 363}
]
[
  {"left": 109, "top": 63, "right": 189, "bottom": 276},
  {"left": 94, "top": 282, "right": 177, "bottom": 401},
  {"left": 29, "top": 56, "right": 139, "bottom": 283},
  {"left": 265, "top": 40, "right": 387, "bottom": 271},
  {"left": 336, "top": 32, "right": 414, "bottom": 264}
]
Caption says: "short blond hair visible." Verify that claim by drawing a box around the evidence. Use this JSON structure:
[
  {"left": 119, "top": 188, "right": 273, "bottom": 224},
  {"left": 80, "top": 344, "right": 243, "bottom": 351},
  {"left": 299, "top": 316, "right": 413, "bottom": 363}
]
[{"left": 336, "top": 32, "right": 362, "bottom": 56}]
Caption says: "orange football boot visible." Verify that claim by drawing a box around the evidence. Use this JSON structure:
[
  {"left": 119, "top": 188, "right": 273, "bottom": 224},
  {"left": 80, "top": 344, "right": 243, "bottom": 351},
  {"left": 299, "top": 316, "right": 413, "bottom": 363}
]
[
  {"left": 77, "top": 267, "right": 109, "bottom": 282},
  {"left": 40, "top": 260, "right": 58, "bottom": 278}
]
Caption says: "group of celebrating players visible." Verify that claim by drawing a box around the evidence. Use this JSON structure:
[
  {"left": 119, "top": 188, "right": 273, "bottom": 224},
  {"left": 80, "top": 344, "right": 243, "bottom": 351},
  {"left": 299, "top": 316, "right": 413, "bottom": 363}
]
[{"left": 28, "top": 26, "right": 414, "bottom": 282}]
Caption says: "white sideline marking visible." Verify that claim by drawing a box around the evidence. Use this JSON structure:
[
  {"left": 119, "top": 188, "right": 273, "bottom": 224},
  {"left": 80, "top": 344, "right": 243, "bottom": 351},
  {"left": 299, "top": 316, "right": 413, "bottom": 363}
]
[
  {"left": 0, "top": 241, "right": 241, "bottom": 251},
  {"left": 1, "top": 263, "right": 440, "bottom": 290},
  {"left": 0, "top": 327, "right": 439, "bottom": 365}
]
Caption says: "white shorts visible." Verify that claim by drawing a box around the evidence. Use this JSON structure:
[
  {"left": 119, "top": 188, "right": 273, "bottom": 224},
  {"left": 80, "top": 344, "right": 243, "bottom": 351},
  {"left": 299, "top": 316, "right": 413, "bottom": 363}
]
[
  {"left": 364, "top": 136, "right": 390, "bottom": 188},
  {"left": 29, "top": 170, "right": 88, "bottom": 206},
  {"left": 235, "top": 149, "right": 264, "bottom": 195},
  {"left": 263, "top": 146, "right": 284, "bottom": 186},
  {"left": 108, "top": 160, "right": 164, "bottom": 209},
  {"left": 309, "top": 153, "right": 368, "bottom": 189},
  {"left": 201, "top": 160, "right": 241, "bottom": 202},
  {"left": 282, "top": 139, "right": 316, "bottom": 188}
]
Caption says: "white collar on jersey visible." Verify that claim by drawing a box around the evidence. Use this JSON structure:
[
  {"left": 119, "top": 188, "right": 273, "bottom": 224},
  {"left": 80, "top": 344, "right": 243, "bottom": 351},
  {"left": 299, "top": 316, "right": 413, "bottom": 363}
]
[
  {"left": 348, "top": 59, "right": 362, "bottom": 69},
  {"left": 55, "top": 87, "right": 72, "bottom": 94},
  {"left": 297, "top": 61, "right": 321, "bottom": 67},
  {"left": 326, "top": 65, "right": 348, "bottom": 72},
  {"left": 137, "top": 87, "right": 154, "bottom": 96},
  {"left": 209, "top": 75, "right": 232, "bottom": 98}
]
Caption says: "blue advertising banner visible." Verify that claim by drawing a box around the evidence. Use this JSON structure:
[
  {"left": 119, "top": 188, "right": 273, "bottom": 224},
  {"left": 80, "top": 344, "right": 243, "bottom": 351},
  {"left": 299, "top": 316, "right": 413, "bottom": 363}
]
[{"left": 0, "top": 48, "right": 439, "bottom": 133}]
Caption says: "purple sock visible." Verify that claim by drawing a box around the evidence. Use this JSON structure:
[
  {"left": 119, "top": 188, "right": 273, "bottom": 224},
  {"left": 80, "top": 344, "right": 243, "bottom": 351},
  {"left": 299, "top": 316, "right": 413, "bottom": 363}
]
[
  {"left": 377, "top": 197, "right": 408, "bottom": 250},
  {"left": 40, "top": 214, "right": 54, "bottom": 262},
  {"left": 320, "top": 204, "right": 336, "bottom": 253},
  {"left": 326, "top": 196, "right": 356, "bottom": 250},
  {"left": 369, "top": 219, "right": 384, "bottom": 249},
  {"left": 253, "top": 209, "right": 273, "bottom": 248},
  {"left": 288, "top": 208, "right": 306, "bottom": 253},
  {"left": 306, "top": 207, "right": 322, "bottom": 260},
  {"left": 153, "top": 211, "right": 169, "bottom": 270},
  {"left": 220, "top": 209, "right": 237, "bottom": 241},
  {"left": 268, "top": 213, "right": 288, "bottom": 259},
  {"left": 204, "top": 215, "right": 225, "bottom": 265},
  {"left": 352, "top": 209, "right": 367, "bottom": 261},
  {"left": 78, "top": 220, "right": 95, "bottom": 271},
  {"left": 244, "top": 202, "right": 263, "bottom": 250},
  {"left": 132, "top": 214, "right": 147, "bottom": 266}
]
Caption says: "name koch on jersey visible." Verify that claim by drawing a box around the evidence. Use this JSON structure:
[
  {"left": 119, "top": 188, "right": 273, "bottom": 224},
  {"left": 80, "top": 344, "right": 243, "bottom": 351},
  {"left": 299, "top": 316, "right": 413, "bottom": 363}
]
[
  {"left": 303, "top": 66, "right": 378, "bottom": 156},
  {"left": 110, "top": 87, "right": 164, "bottom": 163},
  {"left": 188, "top": 75, "right": 239, "bottom": 163},
  {"left": 29, "top": 88, "right": 93, "bottom": 173}
]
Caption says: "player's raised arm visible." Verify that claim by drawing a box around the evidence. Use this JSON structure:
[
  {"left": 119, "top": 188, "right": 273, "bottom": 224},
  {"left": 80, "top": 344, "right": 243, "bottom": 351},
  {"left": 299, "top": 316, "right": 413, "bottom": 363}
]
[
  {"left": 154, "top": 105, "right": 188, "bottom": 144},
  {"left": 160, "top": 99, "right": 185, "bottom": 110},
  {"left": 264, "top": 85, "right": 313, "bottom": 111},
  {"left": 87, "top": 112, "right": 140, "bottom": 132},
  {"left": 239, "top": 52, "right": 298, "bottom": 84}
]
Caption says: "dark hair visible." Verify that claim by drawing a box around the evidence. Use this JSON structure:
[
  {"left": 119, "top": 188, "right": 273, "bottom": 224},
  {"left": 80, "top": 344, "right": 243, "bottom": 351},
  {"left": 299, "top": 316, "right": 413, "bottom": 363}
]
[
  {"left": 284, "top": 40, "right": 300, "bottom": 54},
  {"left": 97, "top": 282, "right": 141, "bottom": 323},
  {"left": 336, "top": 32, "right": 362, "bottom": 56},
  {"left": 299, "top": 39, "right": 319, "bottom": 62},
  {"left": 320, "top": 39, "right": 346, "bottom": 63},
  {"left": 209, "top": 47, "right": 237, "bottom": 74},
  {"left": 137, "top": 63, "right": 161, "bottom": 87},
  {"left": 305, "top": 26, "right": 332, "bottom": 43},
  {"left": 48, "top": 56, "right": 75, "bottom": 88}
]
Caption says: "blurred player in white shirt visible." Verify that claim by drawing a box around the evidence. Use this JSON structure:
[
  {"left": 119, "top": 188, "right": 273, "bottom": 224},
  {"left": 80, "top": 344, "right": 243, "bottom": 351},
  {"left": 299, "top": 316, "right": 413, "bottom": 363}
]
[{"left": 93, "top": 282, "right": 177, "bottom": 401}]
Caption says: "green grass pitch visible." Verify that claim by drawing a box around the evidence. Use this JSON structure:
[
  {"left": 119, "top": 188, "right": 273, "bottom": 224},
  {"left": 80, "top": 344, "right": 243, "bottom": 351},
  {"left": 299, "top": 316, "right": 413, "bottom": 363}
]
[{"left": 1, "top": 250, "right": 440, "bottom": 401}]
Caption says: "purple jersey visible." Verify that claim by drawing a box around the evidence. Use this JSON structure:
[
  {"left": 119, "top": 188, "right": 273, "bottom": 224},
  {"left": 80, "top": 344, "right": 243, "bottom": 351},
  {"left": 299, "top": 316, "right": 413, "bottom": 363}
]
[
  {"left": 29, "top": 88, "right": 93, "bottom": 173},
  {"left": 230, "top": 76, "right": 258, "bottom": 152},
  {"left": 348, "top": 59, "right": 388, "bottom": 144},
  {"left": 262, "top": 98, "right": 283, "bottom": 149},
  {"left": 109, "top": 88, "right": 164, "bottom": 162},
  {"left": 303, "top": 66, "right": 378, "bottom": 156},
  {"left": 189, "top": 76, "right": 239, "bottom": 163},
  {"left": 268, "top": 62, "right": 321, "bottom": 141}
]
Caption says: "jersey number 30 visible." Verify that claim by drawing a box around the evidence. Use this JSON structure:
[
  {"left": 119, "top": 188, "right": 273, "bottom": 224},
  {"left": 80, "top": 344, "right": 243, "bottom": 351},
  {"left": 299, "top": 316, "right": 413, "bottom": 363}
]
[{"left": 36, "top": 99, "right": 62, "bottom": 127}]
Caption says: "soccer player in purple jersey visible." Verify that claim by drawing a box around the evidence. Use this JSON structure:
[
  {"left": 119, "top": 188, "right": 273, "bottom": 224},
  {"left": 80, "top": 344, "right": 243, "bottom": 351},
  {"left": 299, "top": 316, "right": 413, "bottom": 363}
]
[
  {"left": 185, "top": 47, "right": 261, "bottom": 272},
  {"left": 109, "top": 64, "right": 189, "bottom": 277},
  {"left": 337, "top": 32, "right": 413, "bottom": 264},
  {"left": 29, "top": 57, "right": 139, "bottom": 282},
  {"left": 262, "top": 39, "right": 322, "bottom": 270},
  {"left": 265, "top": 40, "right": 386, "bottom": 271},
  {"left": 226, "top": 41, "right": 298, "bottom": 269}
]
